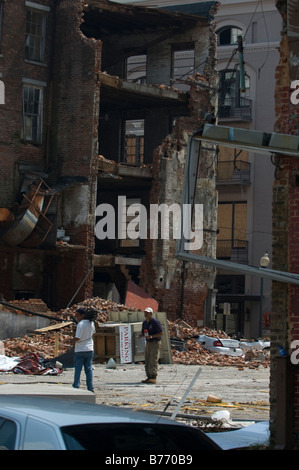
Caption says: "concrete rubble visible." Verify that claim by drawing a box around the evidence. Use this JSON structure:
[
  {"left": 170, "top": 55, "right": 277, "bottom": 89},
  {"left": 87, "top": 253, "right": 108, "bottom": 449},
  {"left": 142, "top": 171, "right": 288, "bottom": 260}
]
[{"left": 0, "top": 297, "right": 270, "bottom": 370}]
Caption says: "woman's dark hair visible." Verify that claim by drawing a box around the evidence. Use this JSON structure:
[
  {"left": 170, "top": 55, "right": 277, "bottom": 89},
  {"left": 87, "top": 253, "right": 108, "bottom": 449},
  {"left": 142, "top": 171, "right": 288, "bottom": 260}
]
[{"left": 76, "top": 307, "right": 97, "bottom": 322}]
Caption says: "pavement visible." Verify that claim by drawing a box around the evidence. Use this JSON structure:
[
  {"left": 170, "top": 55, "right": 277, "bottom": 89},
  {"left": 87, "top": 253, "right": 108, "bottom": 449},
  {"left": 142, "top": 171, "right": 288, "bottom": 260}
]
[{"left": 0, "top": 361, "right": 270, "bottom": 424}]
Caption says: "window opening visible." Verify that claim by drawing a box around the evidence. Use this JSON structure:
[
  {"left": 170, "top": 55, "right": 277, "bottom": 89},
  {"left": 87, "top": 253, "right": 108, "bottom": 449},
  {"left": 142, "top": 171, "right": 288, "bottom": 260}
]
[
  {"left": 23, "top": 85, "right": 43, "bottom": 144},
  {"left": 124, "top": 119, "right": 144, "bottom": 165},
  {"left": 217, "top": 27, "right": 243, "bottom": 46},
  {"left": 126, "top": 55, "right": 147, "bottom": 83},
  {"left": 217, "top": 201, "right": 247, "bottom": 260},
  {"left": 172, "top": 48, "right": 194, "bottom": 91},
  {"left": 25, "top": 9, "right": 46, "bottom": 62},
  {"left": 218, "top": 69, "right": 251, "bottom": 119}
]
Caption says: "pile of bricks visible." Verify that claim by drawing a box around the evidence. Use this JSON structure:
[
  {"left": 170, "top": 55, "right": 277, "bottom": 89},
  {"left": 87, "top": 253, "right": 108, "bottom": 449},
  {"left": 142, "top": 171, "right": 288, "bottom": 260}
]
[
  {"left": 171, "top": 339, "right": 269, "bottom": 369},
  {"left": 168, "top": 319, "right": 270, "bottom": 369},
  {"left": 3, "top": 325, "right": 75, "bottom": 359},
  {"left": 2, "top": 297, "right": 129, "bottom": 359}
]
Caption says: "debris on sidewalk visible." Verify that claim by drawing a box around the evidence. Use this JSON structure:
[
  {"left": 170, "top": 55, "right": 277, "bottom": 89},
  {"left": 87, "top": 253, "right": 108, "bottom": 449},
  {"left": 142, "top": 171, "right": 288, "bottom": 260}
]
[{"left": 0, "top": 352, "right": 62, "bottom": 375}]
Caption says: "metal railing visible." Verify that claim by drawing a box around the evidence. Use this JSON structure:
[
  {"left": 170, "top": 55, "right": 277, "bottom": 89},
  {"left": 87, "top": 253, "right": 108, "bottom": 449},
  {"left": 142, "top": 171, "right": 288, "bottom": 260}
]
[
  {"left": 216, "top": 160, "right": 251, "bottom": 185},
  {"left": 217, "top": 239, "right": 249, "bottom": 263},
  {"left": 218, "top": 97, "right": 252, "bottom": 121}
]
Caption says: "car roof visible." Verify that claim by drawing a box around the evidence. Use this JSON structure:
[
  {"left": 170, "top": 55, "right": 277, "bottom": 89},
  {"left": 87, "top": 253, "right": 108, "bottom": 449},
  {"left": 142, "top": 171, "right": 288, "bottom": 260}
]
[{"left": 0, "top": 395, "right": 186, "bottom": 428}]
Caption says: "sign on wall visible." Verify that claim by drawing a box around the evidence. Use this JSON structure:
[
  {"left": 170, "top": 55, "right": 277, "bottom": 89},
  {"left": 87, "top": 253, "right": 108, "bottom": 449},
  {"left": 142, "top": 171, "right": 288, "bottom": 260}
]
[{"left": 119, "top": 324, "right": 132, "bottom": 364}]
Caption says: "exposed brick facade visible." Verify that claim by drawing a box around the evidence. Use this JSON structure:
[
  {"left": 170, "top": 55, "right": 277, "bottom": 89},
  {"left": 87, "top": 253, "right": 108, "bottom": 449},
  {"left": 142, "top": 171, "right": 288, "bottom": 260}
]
[
  {"left": 139, "top": 74, "right": 218, "bottom": 327},
  {"left": 0, "top": 0, "right": 218, "bottom": 326},
  {"left": 270, "top": 0, "right": 299, "bottom": 448},
  {"left": 0, "top": 0, "right": 101, "bottom": 309},
  {"left": 0, "top": 0, "right": 51, "bottom": 207}
]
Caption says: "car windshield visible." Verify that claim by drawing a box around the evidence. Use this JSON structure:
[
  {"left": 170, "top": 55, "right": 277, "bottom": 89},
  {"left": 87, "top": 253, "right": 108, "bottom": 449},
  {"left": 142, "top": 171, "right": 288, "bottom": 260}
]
[{"left": 61, "top": 423, "right": 216, "bottom": 450}]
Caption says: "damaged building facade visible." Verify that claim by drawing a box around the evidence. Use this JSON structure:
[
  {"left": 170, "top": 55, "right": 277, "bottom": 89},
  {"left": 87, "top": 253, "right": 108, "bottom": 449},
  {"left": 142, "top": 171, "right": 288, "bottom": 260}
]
[{"left": 0, "top": 0, "right": 218, "bottom": 326}]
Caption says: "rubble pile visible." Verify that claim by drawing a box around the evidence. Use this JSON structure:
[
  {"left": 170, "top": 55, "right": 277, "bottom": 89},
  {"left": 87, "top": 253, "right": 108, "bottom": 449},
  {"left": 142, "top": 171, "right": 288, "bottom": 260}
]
[
  {"left": 1, "top": 299, "right": 270, "bottom": 369},
  {"left": 2, "top": 297, "right": 129, "bottom": 359},
  {"left": 168, "top": 319, "right": 270, "bottom": 369},
  {"left": 168, "top": 319, "right": 229, "bottom": 341},
  {"left": 3, "top": 328, "right": 74, "bottom": 359},
  {"left": 0, "top": 298, "right": 52, "bottom": 316},
  {"left": 57, "top": 296, "right": 130, "bottom": 324}
]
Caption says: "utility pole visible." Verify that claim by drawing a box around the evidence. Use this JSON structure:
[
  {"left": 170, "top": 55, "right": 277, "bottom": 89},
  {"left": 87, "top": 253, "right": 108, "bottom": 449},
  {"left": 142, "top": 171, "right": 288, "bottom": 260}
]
[{"left": 237, "top": 35, "right": 246, "bottom": 93}]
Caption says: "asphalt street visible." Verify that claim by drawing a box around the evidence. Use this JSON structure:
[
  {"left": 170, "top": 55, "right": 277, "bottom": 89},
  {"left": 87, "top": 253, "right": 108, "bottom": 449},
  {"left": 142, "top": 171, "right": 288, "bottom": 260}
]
[{"left": 0, "top": 362, "right": 270, "bottom": 423}]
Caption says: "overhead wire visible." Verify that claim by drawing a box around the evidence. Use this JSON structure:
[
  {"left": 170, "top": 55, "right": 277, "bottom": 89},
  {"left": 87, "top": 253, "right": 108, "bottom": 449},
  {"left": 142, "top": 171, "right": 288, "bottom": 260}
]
[{"left": 258, "top": 0, "right": 271, "bottom": 78}]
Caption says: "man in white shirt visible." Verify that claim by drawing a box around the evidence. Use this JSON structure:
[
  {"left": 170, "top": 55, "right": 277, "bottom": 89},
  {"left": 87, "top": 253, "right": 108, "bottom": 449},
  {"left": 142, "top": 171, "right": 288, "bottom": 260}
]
[{"left": 72, "top": 307, "right": 96, "bottom": 392}]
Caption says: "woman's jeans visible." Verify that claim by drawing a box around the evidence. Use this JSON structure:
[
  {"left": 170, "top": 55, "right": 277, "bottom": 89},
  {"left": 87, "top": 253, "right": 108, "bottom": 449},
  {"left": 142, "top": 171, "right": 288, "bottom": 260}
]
[{"left": 73, "top": 351, "right": 94, "bottom": 391}]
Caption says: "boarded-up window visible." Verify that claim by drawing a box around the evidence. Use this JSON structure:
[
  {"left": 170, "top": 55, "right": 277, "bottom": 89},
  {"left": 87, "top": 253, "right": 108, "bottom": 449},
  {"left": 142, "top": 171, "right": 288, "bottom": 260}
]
[{"left": 217, "top": 202, "right": 247, "bottom": 259}]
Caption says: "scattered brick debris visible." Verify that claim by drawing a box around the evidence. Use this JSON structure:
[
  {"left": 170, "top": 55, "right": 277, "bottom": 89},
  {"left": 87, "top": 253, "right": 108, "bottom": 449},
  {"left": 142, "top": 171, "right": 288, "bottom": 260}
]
[
  {"left": 168, "top": 319, "right": 270, "bottom": 369},
  {"left": 2, "top": 297, "right": 128, "bottom": 359},
  {"left": 2, "top": 299, "right": 270, "bottom": 368}
]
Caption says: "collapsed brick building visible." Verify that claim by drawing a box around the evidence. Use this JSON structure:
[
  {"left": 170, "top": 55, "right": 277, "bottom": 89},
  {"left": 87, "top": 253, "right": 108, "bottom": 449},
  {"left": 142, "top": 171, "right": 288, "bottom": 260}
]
[{"left": 0, "top": 0, "right": 218, "bottom": 326}]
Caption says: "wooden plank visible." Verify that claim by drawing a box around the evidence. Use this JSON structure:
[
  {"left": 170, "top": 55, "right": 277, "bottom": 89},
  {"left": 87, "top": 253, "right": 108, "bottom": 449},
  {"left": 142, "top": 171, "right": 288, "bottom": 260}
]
[
  {"left": 106, "top": 336, "right": 116, "bottom": 356},
  {"left": 32, "top": 321, "right": 73, "bottom": 333},
  {"left": 94, "top": 335, "right": 106, "bottom": 357}
]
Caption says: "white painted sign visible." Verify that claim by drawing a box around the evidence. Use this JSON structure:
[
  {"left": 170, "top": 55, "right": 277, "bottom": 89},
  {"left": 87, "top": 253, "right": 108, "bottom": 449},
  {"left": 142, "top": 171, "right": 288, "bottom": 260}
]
[{"left": 119, "top": 324, "right": 132, "bottom": 363}]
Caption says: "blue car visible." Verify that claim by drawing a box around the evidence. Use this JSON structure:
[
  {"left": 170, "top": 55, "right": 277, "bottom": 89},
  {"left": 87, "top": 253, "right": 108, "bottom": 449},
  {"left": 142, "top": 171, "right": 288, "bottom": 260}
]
[{"left": 0, "top": 395, "right": 221, "bottom": 450}]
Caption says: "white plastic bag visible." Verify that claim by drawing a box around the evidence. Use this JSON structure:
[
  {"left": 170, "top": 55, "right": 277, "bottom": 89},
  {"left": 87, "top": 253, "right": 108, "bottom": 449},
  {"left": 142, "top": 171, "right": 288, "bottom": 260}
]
[{"left": 211, "top": 410, "right": 231, "bottom": 422}]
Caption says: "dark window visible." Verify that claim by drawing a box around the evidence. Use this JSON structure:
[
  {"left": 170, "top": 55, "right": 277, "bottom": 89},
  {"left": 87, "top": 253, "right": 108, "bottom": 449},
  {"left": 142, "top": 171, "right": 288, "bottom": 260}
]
[
  {"left": 217, "top": 26, "right": 242, "bottom": 46},
  {"left": 218, "top": 69, "right": 251, "bottom": 117},
  {"left": 124, "top": 119, "right": 144, "bottom": 165},
  {"left": 23, "top": 85, "right": 43, "bottom": 144},
  {"left": 0, "top": 417, "right": 17, "bottom": 450},
  {"left": 126, "top": 55, "right": 147, "bottom": 83},
  {"left": 219, "top": 69, "right": 240, "bottom": 104},
  {"left": 25, "top": 9, "right": 46, "bottom": 62},
  {"left": 215, "top": 275, "right": 245, "bottom": 295},
  {"left": 61, "top": 423, "right": 218, "bottom": 450}
]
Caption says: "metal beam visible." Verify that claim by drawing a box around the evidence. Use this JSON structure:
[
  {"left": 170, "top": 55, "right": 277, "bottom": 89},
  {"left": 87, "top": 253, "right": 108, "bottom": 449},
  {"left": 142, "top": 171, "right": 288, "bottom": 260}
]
[
  {"left": 176, "top": 252, "right": 299, "bottom": 285},
  {"left": 196, "top": 124, "right": 299, "bottom": 157},
  {"left": 176, "top": 131, "right": 299, "bottom": 285}
]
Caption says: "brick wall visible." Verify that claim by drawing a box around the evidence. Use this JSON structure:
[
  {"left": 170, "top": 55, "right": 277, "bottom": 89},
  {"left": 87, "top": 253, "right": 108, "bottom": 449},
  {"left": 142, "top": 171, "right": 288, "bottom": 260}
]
[
  {"left": 48, "top": 0, "right": 101, "bottom": 303},
  {"left": 139, "top": 74, "right": 218, "bottom": 327},
  {"left": 0, "top": 0, "right": 100, "bottom": 308},
  {"left": 50, "top": 0, "right": 101, "bottom": 180},
  {"left": 271, "top": 0, "right": 299, "bottom": 447},
  {"left": 0, "top": 0, "right": 51, "bottom": 206}
]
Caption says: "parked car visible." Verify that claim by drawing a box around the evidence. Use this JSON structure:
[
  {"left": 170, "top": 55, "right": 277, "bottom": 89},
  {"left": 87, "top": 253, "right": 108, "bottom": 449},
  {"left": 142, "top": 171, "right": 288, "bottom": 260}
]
[
  {"left": 0, "top": 395, "right": 221, "bottom": 450},
  {"left": 239, "top": 339, "right": 270, "bottom": 351},
  {"left": 196, "top": 335, "right": 243, "bottom": 356},
  {"left": 207, "top": 421, "right": 269, "bottom": 450}
]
